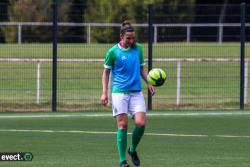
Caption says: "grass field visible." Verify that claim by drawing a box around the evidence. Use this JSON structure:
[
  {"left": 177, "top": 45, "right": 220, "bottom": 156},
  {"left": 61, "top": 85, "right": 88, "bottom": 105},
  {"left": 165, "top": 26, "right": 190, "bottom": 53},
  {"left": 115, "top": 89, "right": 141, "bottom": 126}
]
[
  {"left": 0, "top": 43, "right": 249, "bottom": 58},
  {"left": 0, "top": 111, "right": 250, "bottom": 167},
  {"left": 0, "top": 43, "right": 249, "bottom": 111}
]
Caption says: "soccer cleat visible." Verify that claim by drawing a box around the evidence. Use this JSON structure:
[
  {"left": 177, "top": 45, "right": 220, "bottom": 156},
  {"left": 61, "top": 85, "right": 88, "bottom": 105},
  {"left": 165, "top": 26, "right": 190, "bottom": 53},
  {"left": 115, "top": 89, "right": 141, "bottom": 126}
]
[
  {"left": 128, "top": 147, "right": 140, "bottom": 166},
  {"left": 120, "top": 160, "right": 130, "bottom": 167}
]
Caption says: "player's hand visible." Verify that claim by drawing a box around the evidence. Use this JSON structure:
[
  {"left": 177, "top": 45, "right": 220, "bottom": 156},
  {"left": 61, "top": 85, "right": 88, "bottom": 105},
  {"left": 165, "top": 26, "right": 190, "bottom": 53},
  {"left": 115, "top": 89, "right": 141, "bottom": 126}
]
[
  {"left": 147, "top": 84, "right": 155, "bottom": 96},
  {"left": 100, "top": 93, "right": 109, "bottom": 105}
]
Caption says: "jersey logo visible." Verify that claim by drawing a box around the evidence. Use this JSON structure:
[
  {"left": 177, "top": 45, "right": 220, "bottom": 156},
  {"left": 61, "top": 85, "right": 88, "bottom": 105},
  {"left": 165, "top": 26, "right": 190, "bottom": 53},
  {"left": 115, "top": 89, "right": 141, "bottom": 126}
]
[
  {"left": 122, "top": 55, "right": 127, "bottom": 60},
  {"left": 113, "top": 107, "right": 118, "bottom": 114}
]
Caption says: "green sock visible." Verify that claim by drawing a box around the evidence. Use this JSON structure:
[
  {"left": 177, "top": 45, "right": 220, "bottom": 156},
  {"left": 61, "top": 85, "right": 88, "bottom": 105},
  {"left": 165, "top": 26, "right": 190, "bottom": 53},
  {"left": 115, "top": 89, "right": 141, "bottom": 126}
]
[
  {"left": 130, "top": 126, "right": 145, "bottom": 152},
  {"left": 117, "top": 129, "right": 127, "bottom": 163}
]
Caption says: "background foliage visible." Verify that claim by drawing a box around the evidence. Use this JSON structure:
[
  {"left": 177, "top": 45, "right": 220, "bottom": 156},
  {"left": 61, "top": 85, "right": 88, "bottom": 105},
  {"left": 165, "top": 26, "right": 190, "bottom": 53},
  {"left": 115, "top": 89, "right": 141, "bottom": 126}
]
[{"left": 1, "top": 0, "right": 195, "bottom": 43}]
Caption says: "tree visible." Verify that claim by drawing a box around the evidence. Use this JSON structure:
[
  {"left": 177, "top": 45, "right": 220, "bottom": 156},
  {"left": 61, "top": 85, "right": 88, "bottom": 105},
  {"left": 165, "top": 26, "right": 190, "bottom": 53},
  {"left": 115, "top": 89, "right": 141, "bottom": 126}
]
[
  {"left": 2, "top": 0, "right": 197, "bottom": 43},
  {"left": 57, "top": 0, "right": 87, "bottom": 43},
  {"left": 0, "top": 0, "right": 9, "bottom": 42},
  {"left": 2, "top": 0, "right": 87, "bottom": 43},
  {"left": 84, "top": 0, "right": 153, "bottom": 43},
  {"left": 84, "top": 0, "right": 195, "bottom": 43},
  {"left": 153, "top": 0, "right": 196, "bottom": 42},
  {"left": 61, "top": 0, "right": 87, "bottom": 43},
  {"left": 2, "top": 0, "right": 53, "bottom": 43},
  {"left": 84, "top": 0, "right": 130, "bottom": 43}
]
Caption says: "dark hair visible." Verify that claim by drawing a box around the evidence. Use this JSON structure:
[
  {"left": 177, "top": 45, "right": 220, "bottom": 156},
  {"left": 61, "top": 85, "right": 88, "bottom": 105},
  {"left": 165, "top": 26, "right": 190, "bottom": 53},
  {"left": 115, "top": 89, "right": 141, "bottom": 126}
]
[{"left": 120, "top": 20, "right": 134, "bottom": 35}]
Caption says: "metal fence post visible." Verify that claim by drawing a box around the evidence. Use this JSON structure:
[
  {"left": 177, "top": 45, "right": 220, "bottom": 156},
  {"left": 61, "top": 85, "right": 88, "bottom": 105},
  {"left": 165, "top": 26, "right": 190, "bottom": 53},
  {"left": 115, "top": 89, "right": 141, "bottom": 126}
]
[
  {"left": 18, "top": 24, "right": 22, "bottom": 45},
  {"left": 87, "top": 24, "right": 91, "bottom": 44},
  {"left": 187, "top": 24, "right": 191, "bottom": 43},
  {"left": 240, "top": 2, "right": 246, "bottom": 110},
  {"left": 154, "top": 25, "right": 157, "bottom": 43},
  {"left": 244, "top": 60, "right": 248, "bottom": 105},
  {"left": 148, "top": 4, "right": 153, "bottom": 110},
  {"left": 218, "top": 24, "right": 223, "bottom": 44},
  {"left": 36, "top": 62, "right": 41, "bottom": 104},
  {"left": 52, "top": 0, "right": 58, "bottom": 112},
  {"left": 176, "top": 61, "right": 181, "bottom": 106}
]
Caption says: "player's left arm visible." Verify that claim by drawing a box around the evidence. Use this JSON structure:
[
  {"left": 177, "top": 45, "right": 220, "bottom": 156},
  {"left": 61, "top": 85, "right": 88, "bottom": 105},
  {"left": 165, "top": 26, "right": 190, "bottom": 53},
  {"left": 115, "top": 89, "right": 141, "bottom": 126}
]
[
  {"left": 140, "top": 66, "right": 148, "bottom": 83},
  {"left": 140, "top": 66, "right": 155, "bottom": 95},
  {"left": 138, "top": 43, "right": 155, "bottom": 95}
]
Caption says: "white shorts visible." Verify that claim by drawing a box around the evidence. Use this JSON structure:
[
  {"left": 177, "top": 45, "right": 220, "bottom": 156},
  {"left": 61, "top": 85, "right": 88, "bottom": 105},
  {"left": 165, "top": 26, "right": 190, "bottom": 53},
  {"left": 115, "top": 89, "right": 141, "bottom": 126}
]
[{"left": 112, "top": 91, "right": 146, "bottom": 117}]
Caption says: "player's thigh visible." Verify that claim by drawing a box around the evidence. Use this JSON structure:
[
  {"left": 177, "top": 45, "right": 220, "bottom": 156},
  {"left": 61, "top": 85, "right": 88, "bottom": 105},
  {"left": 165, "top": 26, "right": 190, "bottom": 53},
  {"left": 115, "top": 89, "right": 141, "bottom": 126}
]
[
  {"left": 112, "top": 93, "right": 129, "bottom": 116},
  {"left": 128, "top": 92, "right": 146, "bottom": 116}
]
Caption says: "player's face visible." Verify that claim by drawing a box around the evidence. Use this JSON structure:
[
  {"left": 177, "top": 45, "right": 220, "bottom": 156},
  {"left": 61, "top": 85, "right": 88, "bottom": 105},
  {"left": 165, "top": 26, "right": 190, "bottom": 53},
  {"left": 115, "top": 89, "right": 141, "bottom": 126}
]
[{"left": 121, "top": 32, "right": 135, "bottom": 48}]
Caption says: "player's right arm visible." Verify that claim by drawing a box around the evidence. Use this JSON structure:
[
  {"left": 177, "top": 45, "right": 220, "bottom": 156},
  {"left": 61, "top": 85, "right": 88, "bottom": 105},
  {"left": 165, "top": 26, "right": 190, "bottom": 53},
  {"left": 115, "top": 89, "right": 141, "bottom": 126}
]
[
  {"left": 100, "top": 68, "right": 110, "bottom": 105},
  {"left": 100, "top": 47, "right": 115, "bottom": 105}
]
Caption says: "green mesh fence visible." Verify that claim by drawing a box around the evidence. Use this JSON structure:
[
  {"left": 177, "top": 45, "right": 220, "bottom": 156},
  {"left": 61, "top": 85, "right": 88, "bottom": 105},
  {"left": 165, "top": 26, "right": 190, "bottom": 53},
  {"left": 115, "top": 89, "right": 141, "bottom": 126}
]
[{"left": 0, "top": 2, "right": 249, "bottom": 111}]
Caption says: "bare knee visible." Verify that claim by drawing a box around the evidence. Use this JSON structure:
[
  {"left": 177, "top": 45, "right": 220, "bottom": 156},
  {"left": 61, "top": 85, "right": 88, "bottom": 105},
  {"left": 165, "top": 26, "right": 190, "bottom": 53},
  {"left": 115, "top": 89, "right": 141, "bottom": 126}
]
[
  {"left": 117, "top": 121, "right": 128, "bottom": 129},
  {"left": 135, "top": 119, "right": 146, "bottom": 127},
  {"left": 116, "top": 114, "right": 128, "bottom": 129},
  {"left": 134, "top": 112, "right": 147, "bottom": 127}
]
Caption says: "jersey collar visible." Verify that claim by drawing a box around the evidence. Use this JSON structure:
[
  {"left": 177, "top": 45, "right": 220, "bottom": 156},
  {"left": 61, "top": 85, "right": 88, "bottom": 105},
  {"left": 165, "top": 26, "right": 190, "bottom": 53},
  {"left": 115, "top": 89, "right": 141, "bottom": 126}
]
[{"left": 118, "top": 42, "right": 130, "bottom": 51}]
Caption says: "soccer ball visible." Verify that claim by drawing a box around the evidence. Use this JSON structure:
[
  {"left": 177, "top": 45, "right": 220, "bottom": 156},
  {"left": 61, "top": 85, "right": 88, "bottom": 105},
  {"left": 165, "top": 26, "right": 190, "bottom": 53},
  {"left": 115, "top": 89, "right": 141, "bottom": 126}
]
[{"left": 147, "top": 68, "right": 166, "bottom": 87}]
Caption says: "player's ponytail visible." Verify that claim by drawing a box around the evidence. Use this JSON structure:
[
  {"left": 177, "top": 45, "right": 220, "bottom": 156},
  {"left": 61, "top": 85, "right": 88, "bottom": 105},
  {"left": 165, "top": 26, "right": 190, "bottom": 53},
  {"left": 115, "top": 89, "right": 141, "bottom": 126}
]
[
  {"left": 122, "top": 20, "right": 131, "bottom": 27},
  {"left": 120, "top": 20, "right": 134, "bottom": 35}
]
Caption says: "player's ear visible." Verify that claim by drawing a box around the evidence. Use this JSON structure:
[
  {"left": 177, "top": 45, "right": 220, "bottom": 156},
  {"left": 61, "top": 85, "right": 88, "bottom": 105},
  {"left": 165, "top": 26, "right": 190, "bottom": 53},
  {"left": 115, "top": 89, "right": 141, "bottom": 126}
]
[{"left": 119, "top": 34, "right": 123, "bottom": 40}]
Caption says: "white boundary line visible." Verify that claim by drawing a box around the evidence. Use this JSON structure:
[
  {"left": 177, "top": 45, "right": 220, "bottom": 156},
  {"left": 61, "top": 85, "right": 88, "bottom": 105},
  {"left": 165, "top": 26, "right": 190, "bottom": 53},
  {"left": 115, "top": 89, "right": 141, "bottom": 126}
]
[
  {"left": 0, "top": 129, "right": 250, "bottom": 139},
  {"left": 0, "top": 114, "right": 111, "bottom": 118},
  {"left": 0, "top": 112, "right": 250, "bottom": 119}
]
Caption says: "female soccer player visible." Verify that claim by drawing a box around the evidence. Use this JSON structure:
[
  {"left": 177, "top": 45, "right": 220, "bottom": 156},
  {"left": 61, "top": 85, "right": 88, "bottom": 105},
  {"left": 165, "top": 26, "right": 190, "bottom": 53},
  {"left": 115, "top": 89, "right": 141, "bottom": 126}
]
[{"left": 100, "top": 20, "right": 155, "bottom": 167}]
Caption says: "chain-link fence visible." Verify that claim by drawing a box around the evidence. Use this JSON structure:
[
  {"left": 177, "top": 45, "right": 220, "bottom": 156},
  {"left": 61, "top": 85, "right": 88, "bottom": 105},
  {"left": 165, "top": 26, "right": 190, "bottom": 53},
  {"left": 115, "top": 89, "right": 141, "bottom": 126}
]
[
  {"left": 0, "top": 1, "right": 249, "bottom": 111},
  {"left": 0, "top": 0, "right": 53, "bottom": 111}
]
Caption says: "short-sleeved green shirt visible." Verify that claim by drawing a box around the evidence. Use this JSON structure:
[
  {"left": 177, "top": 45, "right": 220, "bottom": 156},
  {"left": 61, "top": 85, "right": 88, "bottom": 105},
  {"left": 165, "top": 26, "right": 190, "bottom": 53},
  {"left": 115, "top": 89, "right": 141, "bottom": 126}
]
[{"left": 104, "top": 43, "right": 145, "bottom": 93}]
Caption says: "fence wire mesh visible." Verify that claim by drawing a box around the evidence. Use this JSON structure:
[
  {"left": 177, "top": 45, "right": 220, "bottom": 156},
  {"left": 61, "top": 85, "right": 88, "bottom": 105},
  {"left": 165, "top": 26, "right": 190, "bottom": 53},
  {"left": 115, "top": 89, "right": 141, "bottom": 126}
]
[{"left": 0, "top": 1, "right": 249, "bottom": 111}]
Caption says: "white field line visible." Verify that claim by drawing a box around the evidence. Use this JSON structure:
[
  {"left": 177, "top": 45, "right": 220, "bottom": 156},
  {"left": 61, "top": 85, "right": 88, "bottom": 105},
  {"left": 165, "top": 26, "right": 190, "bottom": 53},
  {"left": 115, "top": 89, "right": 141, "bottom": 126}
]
[
  {"left": 0, "top": 114, "right": 111, "bottom": 118},
  {"left": 0, "top": 129, "right": 116, "bottom": 135},
  {"left": 0, "top": 112, "right": 250, "bottom": 119},
  {"left": 0, "top": 129, "right": 207, "bottom": 137},
  {"left": 214, "top": 135, "right": 250, "bottom": 138},
  {"left": 0, "top": 129, "right": 250, "bottom": 139}
]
